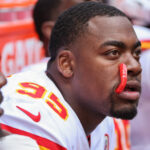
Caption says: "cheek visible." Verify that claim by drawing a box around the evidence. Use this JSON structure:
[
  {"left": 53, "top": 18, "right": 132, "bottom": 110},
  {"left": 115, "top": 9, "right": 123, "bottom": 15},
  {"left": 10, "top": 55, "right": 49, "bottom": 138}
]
[{"left": 75, "top": 62, "right": 118, "bottom": 100}]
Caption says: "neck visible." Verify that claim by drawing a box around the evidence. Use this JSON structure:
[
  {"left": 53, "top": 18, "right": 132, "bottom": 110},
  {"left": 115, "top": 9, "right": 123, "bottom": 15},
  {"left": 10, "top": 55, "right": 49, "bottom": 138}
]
[{"left": 68, "top": 99, "right": 105, "bottom": 135}]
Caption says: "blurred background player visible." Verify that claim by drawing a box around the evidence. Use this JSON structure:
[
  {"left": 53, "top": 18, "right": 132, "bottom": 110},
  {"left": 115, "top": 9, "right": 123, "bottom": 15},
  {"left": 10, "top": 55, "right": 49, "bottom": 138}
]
[{"left": 22, "top": 0, "right": 85, "bottom": 72}]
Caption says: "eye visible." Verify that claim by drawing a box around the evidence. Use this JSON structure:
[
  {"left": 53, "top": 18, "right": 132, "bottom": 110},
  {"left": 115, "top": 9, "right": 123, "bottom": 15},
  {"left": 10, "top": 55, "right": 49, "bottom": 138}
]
[
  {"left": 104, "top": 49, "right": 120, "bottom": 58},
  {"left": 133, "top": 49, "right": 141, "bottom": 59},
  {"left": 111, "top": 50, "right": 119, "bottom": 56}
]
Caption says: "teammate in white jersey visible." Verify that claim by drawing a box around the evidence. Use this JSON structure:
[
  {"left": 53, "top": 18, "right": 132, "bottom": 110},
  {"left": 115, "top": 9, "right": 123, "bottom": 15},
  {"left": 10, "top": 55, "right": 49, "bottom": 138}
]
[{"left": 1, "top": 2, "right": 142, "bottom": 150}]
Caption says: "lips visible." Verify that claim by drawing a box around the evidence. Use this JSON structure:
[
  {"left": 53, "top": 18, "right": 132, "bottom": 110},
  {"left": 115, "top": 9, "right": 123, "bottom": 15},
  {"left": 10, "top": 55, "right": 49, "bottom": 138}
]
[{"left": 116, "top": 80, "right": 141, "bottom": 100}]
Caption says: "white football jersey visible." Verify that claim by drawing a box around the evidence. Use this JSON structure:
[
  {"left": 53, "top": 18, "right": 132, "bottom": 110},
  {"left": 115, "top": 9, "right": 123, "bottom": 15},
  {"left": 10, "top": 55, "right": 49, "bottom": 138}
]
[
  {"left": 0, "top": 71, "right": 90, "bottom": 150},
  {"left": 0, "top": 70, "right": 115, "bottom": 150}
]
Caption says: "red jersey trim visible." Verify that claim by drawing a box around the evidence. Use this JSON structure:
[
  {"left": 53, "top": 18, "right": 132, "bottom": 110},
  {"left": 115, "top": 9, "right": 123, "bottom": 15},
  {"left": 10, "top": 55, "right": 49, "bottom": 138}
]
[
  {"left": 113, "top": 119, "right": 122, "bottom": 150},
  {"left": 1, "top": 123, "right": 67, "bottom": 150}
]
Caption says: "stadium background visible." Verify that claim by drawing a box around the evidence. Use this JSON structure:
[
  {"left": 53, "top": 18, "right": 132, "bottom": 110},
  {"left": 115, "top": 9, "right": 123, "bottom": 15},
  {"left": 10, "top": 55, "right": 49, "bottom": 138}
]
[{"left": 0, "top": 0, "right": 44, "bottom": 76}]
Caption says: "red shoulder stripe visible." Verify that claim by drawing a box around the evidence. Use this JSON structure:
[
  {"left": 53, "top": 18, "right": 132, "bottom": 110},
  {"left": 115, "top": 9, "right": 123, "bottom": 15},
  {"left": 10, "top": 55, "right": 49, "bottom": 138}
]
[{"left": 1, "top": 123, "right": 67, "bottom": 150}]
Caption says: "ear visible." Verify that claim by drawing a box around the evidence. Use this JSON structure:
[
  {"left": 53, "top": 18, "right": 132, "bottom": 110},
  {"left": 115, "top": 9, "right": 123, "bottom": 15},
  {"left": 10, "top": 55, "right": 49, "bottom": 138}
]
[
  {"left": 41, "top": 21, "right": 55, "bottom": 40},
  {"left": 57, "top": 50, "right": 74, "bottom": 78}
]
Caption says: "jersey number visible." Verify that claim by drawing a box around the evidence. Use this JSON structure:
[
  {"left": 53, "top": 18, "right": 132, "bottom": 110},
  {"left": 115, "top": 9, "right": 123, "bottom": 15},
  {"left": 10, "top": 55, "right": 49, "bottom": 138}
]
[{"left": 16, "top": 82, "right": 68, "bottom": 120}]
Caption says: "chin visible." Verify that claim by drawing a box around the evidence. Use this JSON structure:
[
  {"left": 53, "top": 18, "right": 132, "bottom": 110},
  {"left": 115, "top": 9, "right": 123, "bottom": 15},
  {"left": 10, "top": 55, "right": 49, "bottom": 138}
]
[{"left": 110, "top": 107, "right": 137, "bottom": 120}]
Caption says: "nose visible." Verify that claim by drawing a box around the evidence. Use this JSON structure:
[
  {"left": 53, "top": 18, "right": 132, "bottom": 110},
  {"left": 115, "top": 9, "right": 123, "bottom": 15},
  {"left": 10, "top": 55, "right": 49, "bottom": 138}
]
[{"left": 125, "top": 53, "right": 142, "bottom": 76}]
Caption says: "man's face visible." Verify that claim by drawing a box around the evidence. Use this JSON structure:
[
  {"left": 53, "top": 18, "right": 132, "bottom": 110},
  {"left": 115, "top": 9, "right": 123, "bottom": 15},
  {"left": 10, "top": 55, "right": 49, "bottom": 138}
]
[{"left": 71, "top": 16, "right": 141, "bottom": 120}]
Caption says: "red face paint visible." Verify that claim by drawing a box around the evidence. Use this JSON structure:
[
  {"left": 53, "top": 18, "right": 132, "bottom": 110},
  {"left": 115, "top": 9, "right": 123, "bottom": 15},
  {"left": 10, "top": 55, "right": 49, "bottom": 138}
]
[{"left": 115, "top": 63, "right": 127, "bottom": 94}]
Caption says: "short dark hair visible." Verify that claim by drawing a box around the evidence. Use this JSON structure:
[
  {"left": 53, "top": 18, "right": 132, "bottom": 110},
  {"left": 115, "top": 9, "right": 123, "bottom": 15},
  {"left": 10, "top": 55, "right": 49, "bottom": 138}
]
[
  {"left": 49, "top": 1, "right": 129, "bottom": 61},
  {"left": 33, "top": 0, "right": 62, "bottom": 40}
]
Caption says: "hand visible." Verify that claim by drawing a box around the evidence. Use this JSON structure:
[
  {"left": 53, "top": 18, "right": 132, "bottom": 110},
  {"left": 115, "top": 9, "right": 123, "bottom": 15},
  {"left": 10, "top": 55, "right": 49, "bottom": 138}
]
[{"left": 0, "top": 72, "right": 7, "bottom": 117}]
